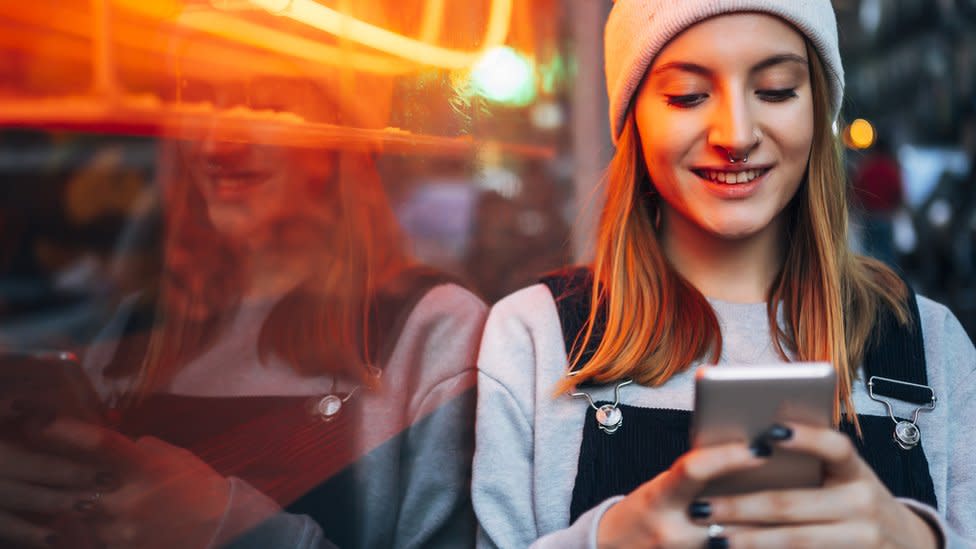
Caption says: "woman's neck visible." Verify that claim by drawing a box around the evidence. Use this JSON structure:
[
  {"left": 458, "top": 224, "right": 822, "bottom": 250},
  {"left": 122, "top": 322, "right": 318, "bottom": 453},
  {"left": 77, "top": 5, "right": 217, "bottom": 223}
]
[
  {"left": 660, "top": 211, "right": 786, "bottom": 304},
  {"left": 237, "top": 249, "right": 310, "bottom": 302}
]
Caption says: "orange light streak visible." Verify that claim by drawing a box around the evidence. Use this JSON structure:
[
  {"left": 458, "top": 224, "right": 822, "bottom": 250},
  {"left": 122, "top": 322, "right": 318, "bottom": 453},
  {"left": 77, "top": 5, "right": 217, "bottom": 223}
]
[
  {"left": 0, "top": 94, "right": 556, "bottom": 159},
  {"left": 111, "top": 0, "right": 512, "bottom": 73},
  {"left": 246, "top": 0, "right": 513, "bottom": 69},
  {"left": 174, "top": 11, "right": 412, "bottom": 75},
  {"left": 418, "top": 0, "right": 445, "bottom": 43}
]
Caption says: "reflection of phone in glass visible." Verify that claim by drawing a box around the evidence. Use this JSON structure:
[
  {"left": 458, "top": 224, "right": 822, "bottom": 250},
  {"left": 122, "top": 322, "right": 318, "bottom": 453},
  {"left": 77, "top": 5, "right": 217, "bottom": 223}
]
[
  {"left": 0, "top": 350, "right": 105, "bottom": 425},
  {"left": 690, "top": 362, "right": 836, "bottom": 497}
]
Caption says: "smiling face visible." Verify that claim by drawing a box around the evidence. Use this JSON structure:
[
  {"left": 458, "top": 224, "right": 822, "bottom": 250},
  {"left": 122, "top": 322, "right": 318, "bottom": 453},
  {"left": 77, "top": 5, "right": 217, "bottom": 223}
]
[
  {"left": 634, "top": 13, "right": 814, "bottom": 243},
  {"left": 177, "top": 76, "right": 339, "bottom": 246}
]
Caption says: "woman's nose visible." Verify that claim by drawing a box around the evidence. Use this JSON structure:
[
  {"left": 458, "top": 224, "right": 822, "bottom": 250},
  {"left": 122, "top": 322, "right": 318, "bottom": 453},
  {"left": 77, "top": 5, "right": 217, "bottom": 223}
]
[
  {"left": 707, "top": 93, "right": 761, "bottom": 161},
  {"left": 193, "top": 108, "right": 257, "bottom": 158},
  {"left": 198, "top": 128, "right": 249, "bottom": 158}
]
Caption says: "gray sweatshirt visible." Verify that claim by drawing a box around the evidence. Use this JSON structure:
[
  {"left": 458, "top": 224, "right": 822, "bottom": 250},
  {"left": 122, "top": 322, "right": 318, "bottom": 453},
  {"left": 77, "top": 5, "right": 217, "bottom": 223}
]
[
  {"left": 473, "top": 284, "right": 976, "bottom": 549},
  {"left": 86, "top": 283, "right": 487, "bottom": 549}
]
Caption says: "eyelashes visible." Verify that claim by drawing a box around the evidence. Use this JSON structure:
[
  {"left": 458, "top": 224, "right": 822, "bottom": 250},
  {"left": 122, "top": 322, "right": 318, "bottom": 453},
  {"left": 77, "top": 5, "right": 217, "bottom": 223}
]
[
  {"left": 664, "top": 88, "right": 799, "bottom": 108},
  {"left": 666, "top": 94, "right": 708, "bottom": 108},
  {"left": 756, "top": 88, "right": 799, "bottom": 102}
]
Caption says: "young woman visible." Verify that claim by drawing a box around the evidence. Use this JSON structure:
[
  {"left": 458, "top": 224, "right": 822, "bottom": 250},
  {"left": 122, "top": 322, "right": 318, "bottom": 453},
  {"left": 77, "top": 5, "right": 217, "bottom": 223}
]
[
  {"left": 473, "top": 2, "right": 976, "bottom": 548},
  {"left": 0, "top": 69, "right": 485, "bottom": 548}
]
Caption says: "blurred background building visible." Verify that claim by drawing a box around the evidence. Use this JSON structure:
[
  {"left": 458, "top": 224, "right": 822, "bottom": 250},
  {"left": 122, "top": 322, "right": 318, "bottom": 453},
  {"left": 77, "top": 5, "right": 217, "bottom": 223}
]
[{"left": 833, "top": 0, "right": 976, "bottom": 338}]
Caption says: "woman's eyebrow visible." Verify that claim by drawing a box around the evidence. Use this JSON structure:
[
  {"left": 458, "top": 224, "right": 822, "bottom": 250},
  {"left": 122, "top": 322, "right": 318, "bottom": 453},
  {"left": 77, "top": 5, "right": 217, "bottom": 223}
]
[
  {"left": 651, "top": 62, "right": 711, "bottom": 78},
  {"left": 651, "top": 53, "right": 808, "bottom": 78},
  {"left": 751, "top": 53, "right": 808, "bottom": 73}
]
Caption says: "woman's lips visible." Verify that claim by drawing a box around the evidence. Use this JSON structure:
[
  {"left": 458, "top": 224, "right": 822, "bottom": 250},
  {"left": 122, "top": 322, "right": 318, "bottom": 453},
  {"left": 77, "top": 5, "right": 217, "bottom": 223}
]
[
  {"left": 205, "top": 171, "right": 272, "bottom": 200},
  {"left": 691, "top": 166, "right": 772, "bottom": 199}
]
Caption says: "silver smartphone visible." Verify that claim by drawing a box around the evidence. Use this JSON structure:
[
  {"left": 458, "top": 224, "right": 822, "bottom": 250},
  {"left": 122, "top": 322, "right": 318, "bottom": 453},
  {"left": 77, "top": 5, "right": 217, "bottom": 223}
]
[{"left": 690, "top": 362, "right": 836, "bottom": 496}]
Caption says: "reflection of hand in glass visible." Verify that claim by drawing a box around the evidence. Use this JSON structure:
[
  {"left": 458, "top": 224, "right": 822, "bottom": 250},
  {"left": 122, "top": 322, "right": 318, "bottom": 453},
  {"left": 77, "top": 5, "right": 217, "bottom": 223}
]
[
  {"left": 31, "top": 418, "right": 233, "bottom": 549},
  {"left": 0, "top": 408, "right": 106, "bottom": 548}
]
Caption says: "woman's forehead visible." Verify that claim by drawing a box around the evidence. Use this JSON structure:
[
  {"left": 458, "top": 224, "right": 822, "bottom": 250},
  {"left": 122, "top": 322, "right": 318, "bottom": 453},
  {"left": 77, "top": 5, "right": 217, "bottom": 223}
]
[{"left": 650, "top": 12, "right": 807, "bottom": 70}]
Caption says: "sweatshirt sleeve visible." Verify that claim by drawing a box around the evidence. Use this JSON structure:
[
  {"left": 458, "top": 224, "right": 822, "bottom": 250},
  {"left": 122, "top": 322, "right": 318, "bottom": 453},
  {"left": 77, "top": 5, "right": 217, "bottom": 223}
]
[
  {"left": 942, "top": 338, "right": 976, "bottom": 548},
  {"left": 473, "top": 294, "right": 621, "bottom": 549},
  {"left": 213, "top": 477, "right": 333, "bottom": 549},
  {"left": 912, "top": 302, "right": 976, "bottom": 548},
  {"left": 392, "top": 284, "right": 486, "bottom": 549}
]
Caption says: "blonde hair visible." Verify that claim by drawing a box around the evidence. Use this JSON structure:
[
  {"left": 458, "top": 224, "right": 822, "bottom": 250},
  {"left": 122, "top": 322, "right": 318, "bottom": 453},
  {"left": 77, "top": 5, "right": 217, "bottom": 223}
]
[{"left": 559, "top": 42, "right": 910, "bottom": 431}]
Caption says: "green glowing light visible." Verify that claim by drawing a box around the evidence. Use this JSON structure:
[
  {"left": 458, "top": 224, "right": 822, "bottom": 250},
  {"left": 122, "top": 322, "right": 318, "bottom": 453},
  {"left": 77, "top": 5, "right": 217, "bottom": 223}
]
[{"left": 470, "top": 46, "right": 537, "bottom": 106}]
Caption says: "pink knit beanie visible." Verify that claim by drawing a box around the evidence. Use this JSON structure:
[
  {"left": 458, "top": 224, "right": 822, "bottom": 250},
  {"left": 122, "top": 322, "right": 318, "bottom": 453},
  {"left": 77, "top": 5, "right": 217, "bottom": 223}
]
[{"left": 605, "top": 0, "right": 844, "bottom": 144}]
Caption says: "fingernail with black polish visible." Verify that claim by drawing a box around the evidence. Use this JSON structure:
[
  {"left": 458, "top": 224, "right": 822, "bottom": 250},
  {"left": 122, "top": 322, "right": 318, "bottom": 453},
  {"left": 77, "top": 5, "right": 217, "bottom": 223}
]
[
  {"left": 750, "top": 439, "right": 773, "bottom": 457},
  {"left": 707, "top": 536, "right": 729, "bottom": 549},
  {"left": 95, "top": 471, "right": 117, "bottom": 489},
  {"left": 764, "top": 424, "right": 793, "bottom": 442},
  {"left": 688, "top": 500, "right": 712, "bottom": 519}
]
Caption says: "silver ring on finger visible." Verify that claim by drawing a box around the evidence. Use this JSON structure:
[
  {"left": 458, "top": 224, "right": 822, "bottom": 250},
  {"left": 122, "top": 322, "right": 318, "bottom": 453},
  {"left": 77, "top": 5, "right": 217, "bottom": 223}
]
[
  {"left": 86, "top": 491, "right": 102, "bottom": 508},
  {"left": 74, "top": 490, "right": 102, "bottom": 514},
  {"left": 706, "top": 523, "right": 727, "bottom": 548}
]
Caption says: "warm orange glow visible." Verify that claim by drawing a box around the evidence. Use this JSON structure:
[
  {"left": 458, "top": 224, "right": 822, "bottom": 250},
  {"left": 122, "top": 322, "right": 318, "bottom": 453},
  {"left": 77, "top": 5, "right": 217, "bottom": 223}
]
[
  {"left": 0, "top": 1, "right": 553, "bottom": 158},
  {"left": 244, "top": 0, "right": 513, "bottom": 69},
  {"left": 111, "top": 0, "right": 513, "bottom": 74},
  {"left": 1, "top": 2, "right": 353, "bottom": 89},
  {"left": 418, "top": 0, "right": 446, "bottom": 43},
  {"left": 112, "top": 0, "right": 183, "bottom": 18},
  {"left": 0, "top": 95, "right": 555, "bottom": 158},
  {"left": 174, "top": 11, "right": 411, "bottom": 75}
]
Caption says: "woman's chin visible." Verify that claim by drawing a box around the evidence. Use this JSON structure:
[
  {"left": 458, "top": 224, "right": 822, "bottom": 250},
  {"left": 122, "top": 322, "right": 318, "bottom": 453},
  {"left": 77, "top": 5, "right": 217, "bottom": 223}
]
[
  {"left": 702, "top": 219, "right": 770, "bottom": 241},
  {"left": 207, "top": 212, "right": 263, "bottom": 243}
]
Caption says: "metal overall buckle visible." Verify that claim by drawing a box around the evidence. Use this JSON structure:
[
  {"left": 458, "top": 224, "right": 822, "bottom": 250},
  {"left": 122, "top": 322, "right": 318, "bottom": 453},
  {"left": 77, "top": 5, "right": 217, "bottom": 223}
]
[
  {"left": 867, "top": 376, "right": 937, "bottom": 450},
  {"left": 570, "top": 378, "right": 633, "bottom": 435}
]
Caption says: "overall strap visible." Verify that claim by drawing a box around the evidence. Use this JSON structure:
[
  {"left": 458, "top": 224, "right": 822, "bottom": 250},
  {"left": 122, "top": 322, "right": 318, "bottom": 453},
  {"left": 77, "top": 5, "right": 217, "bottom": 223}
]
[
  {"left": 853, "top": 279, "right": 938, "bottom": 508},
  {"left": 539, "top": 266, "right": 604, "bottom": 377},
  {"left": 861, "top": 279, "right": 933, "bottom": 404}
]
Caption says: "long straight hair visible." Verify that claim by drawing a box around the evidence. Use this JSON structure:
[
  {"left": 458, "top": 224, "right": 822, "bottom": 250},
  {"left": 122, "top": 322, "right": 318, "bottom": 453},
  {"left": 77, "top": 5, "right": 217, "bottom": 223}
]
[
  {"left": 559, "top": 42, "right": 910, "bottom": 430},
  {"left": 112, "top": 147, "right": 408, "bottom": 401}
]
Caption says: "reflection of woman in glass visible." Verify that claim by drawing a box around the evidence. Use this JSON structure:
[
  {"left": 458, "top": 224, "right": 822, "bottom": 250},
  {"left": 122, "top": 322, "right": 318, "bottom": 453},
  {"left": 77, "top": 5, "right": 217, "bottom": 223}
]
[
  {"left": 474, "top": 1, "right": 976, "bottom": 548},
  {"left": 0, "top": 69, "right": 484, "bottom": 548}
]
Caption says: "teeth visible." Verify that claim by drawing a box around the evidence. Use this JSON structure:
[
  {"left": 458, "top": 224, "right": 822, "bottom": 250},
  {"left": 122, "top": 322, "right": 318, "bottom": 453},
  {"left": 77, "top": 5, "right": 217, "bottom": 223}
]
[
  {"left": 698, "top": 169, "right": 764, "bottom": 184},
  {"left": 214, "top": 176, "right": 265, "bottom": 191}
]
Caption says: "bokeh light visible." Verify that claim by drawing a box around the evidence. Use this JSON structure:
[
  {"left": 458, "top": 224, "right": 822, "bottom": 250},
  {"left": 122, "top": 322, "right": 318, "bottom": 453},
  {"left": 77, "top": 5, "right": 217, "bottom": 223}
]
[
  {"left": 847, "top": 118, "right": 877, "bottom": 150},
  {"left": 470, "top": 46, "right": 537, "bottom": 106}
]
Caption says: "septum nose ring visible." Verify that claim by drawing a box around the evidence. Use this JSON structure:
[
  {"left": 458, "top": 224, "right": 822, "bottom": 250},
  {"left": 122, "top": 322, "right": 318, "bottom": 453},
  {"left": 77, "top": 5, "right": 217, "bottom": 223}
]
[
  {"left": 727, "top": 150, "right": 749, "bottom": 164},
  {"left": 725, "top": 129, "right": 761, "bottom": 164}
]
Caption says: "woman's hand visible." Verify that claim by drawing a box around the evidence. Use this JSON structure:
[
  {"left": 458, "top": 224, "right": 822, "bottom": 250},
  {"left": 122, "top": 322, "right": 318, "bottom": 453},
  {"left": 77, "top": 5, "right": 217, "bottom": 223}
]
[
  {"left": 34, "top": 417, "right": 232, "bottom": 549},
  {"left": 0, "top": 402, "right": 114, "bottom": 548},
  {"left": 693, "top": 423, "right": 941, "bottom": 549},
  {"left": 597, "top": 441, "right": 769, "bottom": 548}
]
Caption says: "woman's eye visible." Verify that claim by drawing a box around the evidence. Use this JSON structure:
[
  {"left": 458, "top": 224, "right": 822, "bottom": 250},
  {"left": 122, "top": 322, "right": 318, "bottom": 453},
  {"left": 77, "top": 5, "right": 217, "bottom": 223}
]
[
  {"left": 757, "top": 88, "right": 798, "bottom": 102},
  {"left": 666, "top": 94, "right": 708, "bottom": 108}
]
